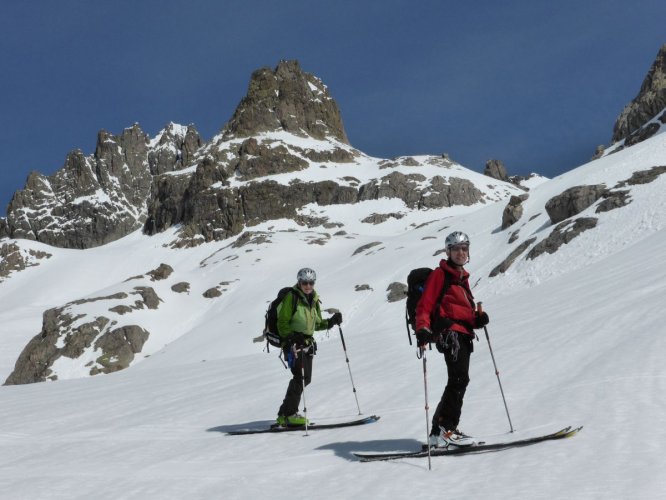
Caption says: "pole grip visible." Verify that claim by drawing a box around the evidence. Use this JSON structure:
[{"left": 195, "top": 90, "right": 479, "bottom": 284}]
[{"left": 476, "top": 301, "right": 483, "bottom": 314}]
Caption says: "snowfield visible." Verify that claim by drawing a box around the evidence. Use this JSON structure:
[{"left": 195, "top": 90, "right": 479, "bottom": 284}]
[{"left": 1, "top": 129, "right": 666, "bottom": 499}]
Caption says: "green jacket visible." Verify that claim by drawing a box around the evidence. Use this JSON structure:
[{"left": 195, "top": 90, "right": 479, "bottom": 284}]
[{"left": 277, "top": 285, "right": 329, "bottom": 343}]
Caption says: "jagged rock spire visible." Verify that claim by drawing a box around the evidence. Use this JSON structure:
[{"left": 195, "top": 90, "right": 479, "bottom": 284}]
[
  {"left": 612, "top": 44, "right": 666, "bottom": 143},
  {"left": 222, "top": 60, "right": 349, "bottom": 144}
]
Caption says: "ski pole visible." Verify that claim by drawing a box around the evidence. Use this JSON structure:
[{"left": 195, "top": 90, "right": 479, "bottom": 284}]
[
  {"left": 297, "top": 345, "right": 310, "bottom": 436},
  {"left": 417, "top": 345, "right": 432, "bottom": 470},
  {"left": 477, "top": 303, "right": 514, "bottom": 433},
  {"left": 405, "top": 311, "right": 413, "bottom": 346},
  {"left": 338, "top": 325, "right": 362, "bottom": 415}
]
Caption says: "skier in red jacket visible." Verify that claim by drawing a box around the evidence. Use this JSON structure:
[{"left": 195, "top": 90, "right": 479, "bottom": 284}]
[{"left": 415, "top": 231, "right": 489, "bottom": 448}]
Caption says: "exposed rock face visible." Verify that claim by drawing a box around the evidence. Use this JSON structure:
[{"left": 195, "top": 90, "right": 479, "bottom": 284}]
[
  {"left": 622, "top": 122, "right": 661, "bottom": 148},
  {"left": 4, "top": 60, "right": 507, "bottom": 250},
  {"left": 526, "top": 217, "right": 598, "bottom": 260},
  {"left": 0, "top": 242, "right": 52, "bottom": 282},
  {"left": 616, "top": 165, "right": 666, "bottom": 187},
  {"left": 352, "top": 241, "right": 382, "bottom": 256},
  {"left": 203, "top": 288, "right": 222, "bottom": 298},
  {"left": 386, "top": 282, "right": 407, "bottom": 302},
  {"left": 5, "top": 124, "right": 200, "bottom": 249},
  {"left": 544, "top": 185, "right": 607, "bottom": 224},
  {"left": 146, "top": 263, "right": 174, "bottom": 281},
  {"left": 360, "top": 173, "right": 484, "bottom": 209},
  {"left": 361, "top": 213, "right": 404, "bottom": 224},
  {"left": 596, "top": 190, "right": 631, "bottom": 213},
  {"left": 501, "top": 194, "right": 529, "bottom": 229},
  {"left": 221, "top": 60, "right": 349, "bottom": 144},
  {"left": 171, "top": 282, "right": 190, "bottom": 293},
  {"left": 613, "top": 44, "right": 666, "bottom": 143},
  {"left": 233, "top": 138, "right": 309, "bottom": 180},
  {"left": 148, "top": 124, "right": 202, "bottom": 175},
  {"left": 3, "top": 287, "right": 159, "bottom": 385},
  {"left": 90, "top": 326, "right": 150, "bottom": 375},
  {"left": 146, "top": 168, "right": 487, "bottom": 247},
  {"left": 489, "top": 237, "right": 536, "bottom": 277},
  {"left": 484, "top": 159, "right": 509, "bottom": 181}
]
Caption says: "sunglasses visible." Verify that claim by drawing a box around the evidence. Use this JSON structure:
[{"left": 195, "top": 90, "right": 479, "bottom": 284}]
[
  {"left": 300, "top": 280, "right": 315, "bottom": 286},
  {"left": 450, "top": 245, "right": 469, "bottom": 252}
]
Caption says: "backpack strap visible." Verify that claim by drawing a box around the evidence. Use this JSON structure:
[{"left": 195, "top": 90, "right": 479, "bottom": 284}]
[
  {"left": 289, "top": 288, "right": 299, "bottom": 317},
  {"left": 280, "top": 288, "right": 301, "bottom": 344},
  {"left": 431, "top": 269, "right": 452, "bottom": 327},
  {"left": 437, "top": 271, "right": 477, "bottom": 334},
  {"left": 429, "top": 268, "right": 452, "bottom": 309}
]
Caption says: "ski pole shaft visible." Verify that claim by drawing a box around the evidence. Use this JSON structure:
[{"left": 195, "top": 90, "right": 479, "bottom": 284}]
[
  {"left": 406, "top": 312, "right": 413, "bottom": 346},
  {"left": 338, "top": 326, "right": 362, "bottom": 415},
  {"left": 477, "top": 302, "right": 514, "bottom": 433},
  {"left": 421, "top": 347, "right": 432, "bottom": 470},
  {"left": 298, "top": 346, "right": 309, "bottom": 436}
]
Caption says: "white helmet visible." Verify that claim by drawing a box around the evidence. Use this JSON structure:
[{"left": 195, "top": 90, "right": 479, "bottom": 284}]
[
  {"left": 296, "top": 267, "right": 317, "bottom": 283},
  {"left": 445, "top": 231, "right": 470, "bottom": 249}
]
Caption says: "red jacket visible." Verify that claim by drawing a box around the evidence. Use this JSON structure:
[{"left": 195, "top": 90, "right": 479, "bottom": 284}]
[{"left": 415, "top": 260, "right": 476, "bottom": 336}]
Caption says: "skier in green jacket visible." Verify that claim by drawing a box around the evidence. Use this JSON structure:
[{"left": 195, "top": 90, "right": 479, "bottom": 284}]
[{"left": 275, "top": 267, "right": 342, "bottom": 426}]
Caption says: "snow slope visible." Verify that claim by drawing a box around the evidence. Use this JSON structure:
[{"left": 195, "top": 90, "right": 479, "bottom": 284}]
[{"left": 1, "top": 130, "right": 666, "bottom": 499}]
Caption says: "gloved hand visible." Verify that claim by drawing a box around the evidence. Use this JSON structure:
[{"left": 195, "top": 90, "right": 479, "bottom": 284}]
[
  {"left": 327, "top": 312, "right": 342, "bottom": 328},
  {"left": 432, "top": 316, "right": 453, "bottom": 333},
  {"left": 288, "top": 332, "right": 308, "bottom": 347},
  {"left": 415, "top": 328, "right": 433, "bottom": 347},
  {"left": 475, "top": 311, "right": 490, "bottom": 328}
]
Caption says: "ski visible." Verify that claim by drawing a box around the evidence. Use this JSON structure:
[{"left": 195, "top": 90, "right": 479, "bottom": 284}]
[
  {"left": 227, "top": 414, "right": 380, "bottom": 435},
  {"left": 353, "top": 425, "right": 582, "bottom": 462}
]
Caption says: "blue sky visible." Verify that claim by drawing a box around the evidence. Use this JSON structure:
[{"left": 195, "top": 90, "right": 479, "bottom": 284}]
[{"left": 1, "top": 0, "right": 664, "bottom": 216}]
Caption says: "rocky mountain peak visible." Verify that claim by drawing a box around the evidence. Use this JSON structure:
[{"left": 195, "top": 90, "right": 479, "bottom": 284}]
[
  {"left": 221, "top": 59, "right": 349, "bottom": 144},
  {"left": 148, "top": 123, "right": 202, "bottom": 175},
  {"left": 612, "top": 44, "right": 666, "bottom": 143}
]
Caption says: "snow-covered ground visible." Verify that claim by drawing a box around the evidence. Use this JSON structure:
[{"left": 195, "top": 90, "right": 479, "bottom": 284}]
[{"left": 1, "top": 129, "right": 665, "bottom": 499}]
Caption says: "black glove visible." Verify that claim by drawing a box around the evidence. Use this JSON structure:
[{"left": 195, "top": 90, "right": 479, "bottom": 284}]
[
  {"left": 432, "top": 316, "right": 453, "bottom": 333},
  {"left": 475, "top": 312, "right": 489, "bottom": 328},
  {"left": 288, "top": 332, "right": 308, "bottom": 347},
  {"left": 328, "top": 312, "right": 342, "bottom": 328},
  {"left": 415, "top": 328, "right": 433, "bottom": 347}
]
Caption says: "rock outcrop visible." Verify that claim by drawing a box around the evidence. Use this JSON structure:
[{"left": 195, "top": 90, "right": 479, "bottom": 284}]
[
  {"left": 484, "top": 159, "right": 509, "bottom": 181},
  {"left": 489, "top": 237, "right": 536, "bottom": 277},
  {"left": 526, "top": 217, "right": 598, "bottom": 260},
  {"left": 386, "top": 282, "right": 407, "bottom": 302},
  {"left": 0, "top": 242, "right": 52, "bottom": 282},
  {"left": 4, "top": 124, "right": 200, "bottom": 249},
  {"left": 221, "top": 60, "right": 349, "bottom": 144},
  {"left": 145, "top": 167, "right": 488, "bottom": 247},
  {"left": 501, "top": 194, "right": 529, "bottom": 229},
  {"left": 4, "top": 60, "right": 513, "bottom": 250},
  {"left": 3, "top": 287, "right": 159, "bottom": 385},
  {"left": 613, "top": 44, "right": 666, "bottom": 144},
  {"left": 544, "top": 185, "right": 607, "bottom": 224}
]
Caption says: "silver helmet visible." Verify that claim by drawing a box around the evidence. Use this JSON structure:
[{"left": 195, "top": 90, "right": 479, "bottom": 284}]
[
  {"left": 296, "top": 267, "right": 317, "bottom": 283},
  {"left": 445, "top": 231, "right": 470, "bottom": 249}
]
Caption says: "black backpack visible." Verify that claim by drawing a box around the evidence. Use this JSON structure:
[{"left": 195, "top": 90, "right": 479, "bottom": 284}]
[
  {"left": 264, "top": 287, "right": 298, "bottom": 351},
  {"left": 405, "top": 267, "right": 452, "bottom": 345}
]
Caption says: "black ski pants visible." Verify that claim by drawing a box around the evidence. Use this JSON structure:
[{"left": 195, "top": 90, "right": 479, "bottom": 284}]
[
  {"left": 278, "top": 347, "right": 313, "bottom": 417},
  {"left": 431, "top": 332, "right": 473, "bottom": 433}
]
